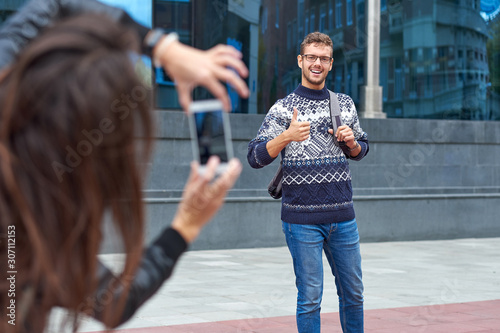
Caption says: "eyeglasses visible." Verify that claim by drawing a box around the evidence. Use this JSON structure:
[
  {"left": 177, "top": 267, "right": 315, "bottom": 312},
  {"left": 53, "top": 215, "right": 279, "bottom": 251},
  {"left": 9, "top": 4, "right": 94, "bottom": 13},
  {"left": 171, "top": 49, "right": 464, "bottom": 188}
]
[{"left": 301, "top": 54, "right": 333, "bottom": 64}]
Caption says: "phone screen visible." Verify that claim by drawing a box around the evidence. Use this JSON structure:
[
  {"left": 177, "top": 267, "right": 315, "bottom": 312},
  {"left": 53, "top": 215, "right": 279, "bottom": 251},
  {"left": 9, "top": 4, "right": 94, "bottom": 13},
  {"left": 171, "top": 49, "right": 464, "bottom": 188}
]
[
  {"left": 193, "top": 109, "right": 229, "bottom": 165},
  {"left": 189, "top": 100, "right": 233, "bottom": 174}
]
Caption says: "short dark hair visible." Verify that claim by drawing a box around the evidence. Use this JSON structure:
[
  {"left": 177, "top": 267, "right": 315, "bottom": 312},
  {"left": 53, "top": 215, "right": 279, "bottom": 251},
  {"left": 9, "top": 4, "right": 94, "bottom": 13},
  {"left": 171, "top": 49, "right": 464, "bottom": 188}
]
[{"left": 300, "top": 32, "right": 333, "bottom": 56}]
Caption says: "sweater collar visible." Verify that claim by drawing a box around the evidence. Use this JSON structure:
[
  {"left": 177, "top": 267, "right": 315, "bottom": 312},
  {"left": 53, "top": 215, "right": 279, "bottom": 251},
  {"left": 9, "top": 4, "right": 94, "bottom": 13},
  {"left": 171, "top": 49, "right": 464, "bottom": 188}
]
[{"left": 293, "top": 84, "right": 329, "bottom": 100}]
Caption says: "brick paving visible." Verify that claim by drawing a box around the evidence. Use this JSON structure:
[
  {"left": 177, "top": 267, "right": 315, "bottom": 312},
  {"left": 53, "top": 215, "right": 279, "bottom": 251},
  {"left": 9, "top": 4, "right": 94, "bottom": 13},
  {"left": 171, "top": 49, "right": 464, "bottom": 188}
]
[
  {"left": 59, "top": 238, "right": 500, "bottom": 333},
  {"left": 91, "top": 299, "right": 500, "bottom": 333}
]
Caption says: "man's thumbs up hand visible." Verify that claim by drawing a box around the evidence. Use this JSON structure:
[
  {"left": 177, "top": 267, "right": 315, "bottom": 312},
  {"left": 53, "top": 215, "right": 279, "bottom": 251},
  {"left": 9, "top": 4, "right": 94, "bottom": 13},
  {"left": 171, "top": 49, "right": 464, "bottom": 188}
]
[{"left": 286, "top": 107, "right": 310, "bottom": 142}]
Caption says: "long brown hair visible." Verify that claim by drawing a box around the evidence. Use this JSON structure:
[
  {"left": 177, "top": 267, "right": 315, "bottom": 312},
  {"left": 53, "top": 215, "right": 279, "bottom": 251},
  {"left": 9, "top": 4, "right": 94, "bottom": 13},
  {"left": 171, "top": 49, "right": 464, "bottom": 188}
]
[{"left": 0, "top": 14, "right": 153, "bottom": 332}]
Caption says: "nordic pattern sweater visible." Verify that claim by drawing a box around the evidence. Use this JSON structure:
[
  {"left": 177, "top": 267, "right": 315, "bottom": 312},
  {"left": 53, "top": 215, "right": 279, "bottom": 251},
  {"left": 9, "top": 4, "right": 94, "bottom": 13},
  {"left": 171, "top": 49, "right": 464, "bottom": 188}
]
[{"left": 247, "top": 84, "right": 369, "bottom": 225}]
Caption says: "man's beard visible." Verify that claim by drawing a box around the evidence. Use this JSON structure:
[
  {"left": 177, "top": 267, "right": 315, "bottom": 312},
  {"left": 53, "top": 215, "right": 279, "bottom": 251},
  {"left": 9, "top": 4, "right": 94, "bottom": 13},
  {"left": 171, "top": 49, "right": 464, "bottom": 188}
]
[{"left": 303, "top": 67, "right": 327, "bottom": 87}]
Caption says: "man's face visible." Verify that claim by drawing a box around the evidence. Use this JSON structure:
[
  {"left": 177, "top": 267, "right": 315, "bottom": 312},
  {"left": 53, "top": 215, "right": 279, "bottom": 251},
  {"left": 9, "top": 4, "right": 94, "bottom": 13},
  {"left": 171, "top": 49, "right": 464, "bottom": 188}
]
[{"left": 298, "top": 43, "right": 333, "bottom": 90}]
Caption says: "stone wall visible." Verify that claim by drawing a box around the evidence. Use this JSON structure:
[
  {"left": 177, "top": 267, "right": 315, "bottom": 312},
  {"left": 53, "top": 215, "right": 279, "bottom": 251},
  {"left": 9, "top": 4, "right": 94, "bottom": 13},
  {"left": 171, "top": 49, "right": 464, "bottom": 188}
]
[{"left": 101, "top": 112, "right": 500, "bottom": 252}]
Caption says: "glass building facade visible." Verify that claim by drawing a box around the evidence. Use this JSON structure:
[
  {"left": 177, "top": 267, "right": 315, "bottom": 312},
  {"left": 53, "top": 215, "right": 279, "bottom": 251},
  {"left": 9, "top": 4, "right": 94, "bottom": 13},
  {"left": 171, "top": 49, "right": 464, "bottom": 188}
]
[{"left": 1, "top": 0, "right": 499, "bottom": 119}]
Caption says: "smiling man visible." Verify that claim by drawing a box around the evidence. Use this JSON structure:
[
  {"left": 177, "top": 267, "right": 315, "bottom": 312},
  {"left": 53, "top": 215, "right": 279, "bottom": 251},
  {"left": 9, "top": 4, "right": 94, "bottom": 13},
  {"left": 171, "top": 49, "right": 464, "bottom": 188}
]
[{"left": 247, "top": 32, "right": 369, "bottom": 333}]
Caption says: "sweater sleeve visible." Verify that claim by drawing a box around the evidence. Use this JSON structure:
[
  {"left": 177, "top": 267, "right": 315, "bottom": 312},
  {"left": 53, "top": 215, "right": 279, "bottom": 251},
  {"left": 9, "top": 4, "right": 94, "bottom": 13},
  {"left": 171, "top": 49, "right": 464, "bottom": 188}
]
[
  {"left": 91, "top": 227, "right": 188, "bottom": 326},
  {"left": 338, "top": 94, "right": 369, "bottom": 161},
  {"left": 0, "top": 0, "right": 150, "bottom": 70},
  {"left": 247, "top": 102, "right": 290, "bottom": 169}
]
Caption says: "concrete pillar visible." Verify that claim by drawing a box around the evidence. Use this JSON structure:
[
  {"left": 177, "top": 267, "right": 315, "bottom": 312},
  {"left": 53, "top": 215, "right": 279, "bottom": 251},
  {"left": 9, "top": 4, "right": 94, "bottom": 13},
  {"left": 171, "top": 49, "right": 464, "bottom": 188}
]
[{"left": 359, "top": 0, "right": 386, "bottom": 118}]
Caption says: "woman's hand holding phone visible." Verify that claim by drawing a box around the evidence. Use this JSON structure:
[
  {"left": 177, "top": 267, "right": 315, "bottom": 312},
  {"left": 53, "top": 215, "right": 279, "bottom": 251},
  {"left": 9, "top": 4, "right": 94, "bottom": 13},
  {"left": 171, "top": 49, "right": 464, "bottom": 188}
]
[{"left": 171, "top": 156, "right": 242, "bottom": 243}]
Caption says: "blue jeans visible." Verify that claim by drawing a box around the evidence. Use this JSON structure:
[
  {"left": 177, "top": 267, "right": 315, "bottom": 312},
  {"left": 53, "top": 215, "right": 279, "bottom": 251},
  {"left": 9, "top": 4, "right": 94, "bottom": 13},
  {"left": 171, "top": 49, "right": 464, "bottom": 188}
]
[{"left": 282, "top": 219, "right": 364, "bottom": 333}]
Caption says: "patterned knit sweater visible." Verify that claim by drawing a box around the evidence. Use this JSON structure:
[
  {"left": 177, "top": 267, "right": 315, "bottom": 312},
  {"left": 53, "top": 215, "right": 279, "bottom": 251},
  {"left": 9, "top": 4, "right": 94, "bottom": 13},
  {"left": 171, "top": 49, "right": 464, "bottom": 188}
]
[{"left": 247, "top": 84, "right": 369, "bottom": 225}]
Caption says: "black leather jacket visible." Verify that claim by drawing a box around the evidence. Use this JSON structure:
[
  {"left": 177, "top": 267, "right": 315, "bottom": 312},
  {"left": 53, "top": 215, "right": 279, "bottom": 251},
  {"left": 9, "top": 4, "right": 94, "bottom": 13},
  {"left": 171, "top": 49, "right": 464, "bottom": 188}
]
[
  {"left": 0, "top": 0, "right": 150, "bottom": 70},
  {"left": 94, "top": 228, "right": 187, "bottom": 325},
  {"left": 0, "top": 0, "right": 188, "bottom": 327}
]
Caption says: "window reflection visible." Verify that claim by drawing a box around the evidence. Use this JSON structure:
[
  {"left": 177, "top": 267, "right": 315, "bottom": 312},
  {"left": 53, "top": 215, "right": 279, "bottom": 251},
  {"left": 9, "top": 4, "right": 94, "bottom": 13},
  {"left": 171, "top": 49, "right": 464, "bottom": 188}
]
[
  {"left": 185, "top": 0, "right": 500, "bottom": 118},
  {"left": 1, "top": 0, "right": 498, "bottom": 119},
  {"left": 154, "top": 0, "right": 192, "bottom": 110}
]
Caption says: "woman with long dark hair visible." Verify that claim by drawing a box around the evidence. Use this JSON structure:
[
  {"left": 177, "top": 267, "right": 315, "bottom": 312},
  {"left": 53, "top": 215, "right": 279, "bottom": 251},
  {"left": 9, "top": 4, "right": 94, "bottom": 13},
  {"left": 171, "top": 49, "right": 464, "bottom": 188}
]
[{"left": 0, "top": 14, "right": 243, "bottom": 333}]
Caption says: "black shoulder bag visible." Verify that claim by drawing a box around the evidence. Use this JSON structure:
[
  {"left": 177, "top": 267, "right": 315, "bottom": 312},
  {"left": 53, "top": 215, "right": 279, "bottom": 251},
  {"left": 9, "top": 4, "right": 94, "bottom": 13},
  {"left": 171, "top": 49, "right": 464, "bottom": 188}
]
[{"left": 267, "top": 90, "right": 342, "bottom": 199}]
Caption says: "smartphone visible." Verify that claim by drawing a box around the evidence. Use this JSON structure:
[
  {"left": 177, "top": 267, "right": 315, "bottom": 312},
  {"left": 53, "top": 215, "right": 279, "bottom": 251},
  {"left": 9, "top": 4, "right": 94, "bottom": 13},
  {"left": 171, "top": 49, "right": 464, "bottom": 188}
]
[{"left": 188, "top": 99, "right": 233, "bottom": 174}]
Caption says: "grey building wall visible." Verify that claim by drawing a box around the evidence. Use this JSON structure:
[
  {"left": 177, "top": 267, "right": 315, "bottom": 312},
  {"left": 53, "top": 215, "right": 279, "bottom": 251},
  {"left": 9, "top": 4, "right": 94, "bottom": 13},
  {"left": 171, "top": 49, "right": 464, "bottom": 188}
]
[{"left": 101, "top": 112, "right": 500, "bottom": 253}]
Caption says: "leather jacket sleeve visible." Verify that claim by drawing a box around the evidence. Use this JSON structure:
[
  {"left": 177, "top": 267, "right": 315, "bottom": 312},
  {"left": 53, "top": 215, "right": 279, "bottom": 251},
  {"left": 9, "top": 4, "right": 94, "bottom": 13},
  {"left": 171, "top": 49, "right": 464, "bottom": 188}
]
[
  {"left": 90, "top": 227, "right": 188, "bottom": 326},
  {"left": 0, "top": 0, "right": 150, "bottom": 70}
]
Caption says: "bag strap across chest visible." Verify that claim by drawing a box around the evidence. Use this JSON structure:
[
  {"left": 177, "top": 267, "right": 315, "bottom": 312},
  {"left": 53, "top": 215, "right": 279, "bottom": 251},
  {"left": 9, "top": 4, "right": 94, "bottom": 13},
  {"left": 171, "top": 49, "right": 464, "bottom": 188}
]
[{"left": 328, "top": 90, "right": 343, "bottom": 146}]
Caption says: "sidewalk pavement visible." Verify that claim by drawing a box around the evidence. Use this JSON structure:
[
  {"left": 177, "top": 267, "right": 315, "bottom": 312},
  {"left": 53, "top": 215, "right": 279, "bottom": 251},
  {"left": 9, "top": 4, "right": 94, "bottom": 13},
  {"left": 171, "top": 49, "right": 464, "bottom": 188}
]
[{"left": 50, "top": 237, "right": 500, "bottom": 332}]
